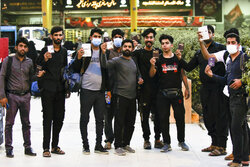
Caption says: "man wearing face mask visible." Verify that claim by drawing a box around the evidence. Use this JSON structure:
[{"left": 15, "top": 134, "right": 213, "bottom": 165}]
[
  {"left": 101, "top": 39, "right": 143, "bottom": 156},
  {"left": 203, "top": 29, "right": 249, "bottom": 167},
  {"left": 133, "top": 28, "right": 163, "bottom": 149},
  {"left": 176, "top": 25, "right": 229, "bottom": 156},
  {"left": 199, "top": 28, "right": 249, "bottom": 167},
  {"left": 72, "top": 28, "right": 109, "bottom": 155},
  {"left": 103, "top": 29, "right": 124, "bottom": 150},
  {"left": 37, "top": 26, "right": 68, "bottom": 157}
]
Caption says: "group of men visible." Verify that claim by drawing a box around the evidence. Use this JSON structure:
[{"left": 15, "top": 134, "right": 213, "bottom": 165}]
[{"left": 0, "top": 25, "right": 249, "bottom": 167}]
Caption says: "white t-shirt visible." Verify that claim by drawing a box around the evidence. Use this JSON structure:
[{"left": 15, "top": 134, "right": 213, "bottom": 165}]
[{"left": 214, "top": 50, "right": 231, "bottom": 65}]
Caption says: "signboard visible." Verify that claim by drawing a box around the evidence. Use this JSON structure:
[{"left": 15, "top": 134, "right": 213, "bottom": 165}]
[
  {"left": 66, "top": 0, "right": 193, "bottom": 10},
  {"left": 0, "top": 38, "right": 9, "bottom": 63},
  {"left": 1, "top": 0, "right": 42, "bottom": 11},
  {"left": 195, "top": 0, "right": 222, "bottom": 22},
  {"left": 2, "top": 0, "right": 193, "bottom": 11},
  {"left": 65, "top": 16, "right": 204, "bottom": 28}
]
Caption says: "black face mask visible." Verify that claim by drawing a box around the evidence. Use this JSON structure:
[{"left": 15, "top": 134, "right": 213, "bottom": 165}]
[
  {"left": 122, "top": 50, "right": 131, "bottom": 57},
  {"left": 204, "top": 39, "right": 212, "bottom": 44}
]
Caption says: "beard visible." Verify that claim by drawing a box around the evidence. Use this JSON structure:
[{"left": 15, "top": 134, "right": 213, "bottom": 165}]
[
  {"left": 122, "top": 50, "right": 131, "bottom": 57},
  {"left": 145, "top": 41, "right": 153, "bottom": 48},
  {"left": 17, "top": 50, "right": 26, "bottom": 57},
  {"left": 53, "top": 39, "right": 62, "bottom": 45}
]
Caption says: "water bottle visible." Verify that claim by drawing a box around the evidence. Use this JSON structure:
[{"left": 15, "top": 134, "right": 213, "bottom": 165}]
[{"left": 105, "top": 92, "right": 111, "bottom": 108}]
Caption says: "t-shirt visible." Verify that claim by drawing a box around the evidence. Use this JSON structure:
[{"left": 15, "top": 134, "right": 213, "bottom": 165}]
[
  {"left": 106, "top": 56, "right": 137, "bottom": 99},
  {"left": 155, "top": 54, "right": 182, "bottom": 89},
  {"left": 82, "top": 49, "right": 102, "bottom": 90},
  {"left": 214, "top": 50, "right": 229, "bottom": 64}
]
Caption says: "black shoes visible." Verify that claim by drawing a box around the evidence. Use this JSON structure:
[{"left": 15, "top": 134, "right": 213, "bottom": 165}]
[
  {"left": 94, "top": 145, "right": 109, "bottom": 155},
  {"left": 6, "top": 149, "right": 14, "bottom": 158},
  {"left": 25, "top": 147, "right": 37, "bottom": 156}
]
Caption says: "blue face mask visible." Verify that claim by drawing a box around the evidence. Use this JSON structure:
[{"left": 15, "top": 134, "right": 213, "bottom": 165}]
[
  {"left": 91, "top": 38, "right": 102, "bottom": 47},
  {"left": 113, "top": 38, "right": 123, "bottom": 48}
]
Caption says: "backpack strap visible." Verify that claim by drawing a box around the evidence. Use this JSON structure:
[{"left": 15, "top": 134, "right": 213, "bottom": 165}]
[
  {"left": 5, "top": 56, "right": 13, "bottom": 88},
  {"left": 223, "top": 51, "right": 229, "bottom": 64},
  {"left": 240, "top": 52, "right": 247, "bottom": 72}
]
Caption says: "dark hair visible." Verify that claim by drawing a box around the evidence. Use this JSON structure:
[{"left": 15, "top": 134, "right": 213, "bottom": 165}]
[
  {"left": 111, "top": 29, "right": 125, "bottom": 38},
  {"left": 51, "top": 26, "right": 64, "bottom": 35},
  {"left": 122, "top": 39, "right": 134, "bottom": 48},
  {"left": 90, "top": 28, "right": 103, "bottom": 36},
  {"left": 159, "top": 34, "right": 174, "bottom": 44},
  {"left": 16, "top": 37, "right": 29, "bottom": 46},
  {"left": 224, "top": 28, "right": 240, "bottom": 43},
  {"left": 207, "top": 25, "right": 214, "bottom": 34},
  {"left": 141, "top": 28, "right": 157, "bottom": 37}
]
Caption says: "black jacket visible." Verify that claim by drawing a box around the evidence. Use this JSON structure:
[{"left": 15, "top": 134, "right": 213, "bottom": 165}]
[{"left": 36, "top": 46, "right": 68, "bottom": 92}]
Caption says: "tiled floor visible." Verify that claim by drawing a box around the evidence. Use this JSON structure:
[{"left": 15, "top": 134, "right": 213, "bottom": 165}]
[{"left": 0, "top": 93, "right": 233, "bottom": 167}]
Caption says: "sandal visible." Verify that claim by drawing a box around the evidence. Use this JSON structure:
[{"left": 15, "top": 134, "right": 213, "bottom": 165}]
[
  {"left": 209, "top": 147, "right": 227, "bottom": 156},
  {"left": 43, "top": 149, "right": 51, "bottom": 157},
  {"left": 225, "top": 153, "right": 234, "bottom": 160},
  {"left": 201, "top": 145, "right": 216, "bottom": 152},
  {"left": 242, "top": 161, "right": 249, "bottom": 166},
  {"left": 51, "top": 147, "right": 65, "bottom": 155},
  {"left": 228, "top": 161, "right": 249, "bottom": 166}
]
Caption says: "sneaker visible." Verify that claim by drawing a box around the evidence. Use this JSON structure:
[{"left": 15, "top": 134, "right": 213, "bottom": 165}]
[
  {"left": 160, "top": 144, "right": 172, "bottom": 152},
  {"left": 154, "top": 140, "right": 164, "bottom": 149},
  {"left": 115, "top": 147, "right": 126, "bottom": 156},
  {"left": 123, "top": 145, "right": 135, "bottom": 153},
  {"left": 178, "top": 142, "right": 189, "bottom": 151},
  {"left": 104, "top": 142, "right": 111, "bottom": 150},
  {"left": 144, "top": 140, "right": 151, "bottom": 150},
  {"left": 94, "top": 145, "right": 109, "bottom": 155},
  {"left": 82, "top": 147, "right": 90, "bottom": 155}
]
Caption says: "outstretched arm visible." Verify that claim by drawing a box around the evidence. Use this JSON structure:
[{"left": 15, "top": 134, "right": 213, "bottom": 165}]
[{"left": 181, "top": 69, "right": 190, "bottom": 99}]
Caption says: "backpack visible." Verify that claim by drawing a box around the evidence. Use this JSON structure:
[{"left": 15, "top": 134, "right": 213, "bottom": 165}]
[
  {"left": 30, "top": 81, "right": 41, "bottom": 96},
  {"left": 63, "top": 59, "right": 83, "bottom": 93}
]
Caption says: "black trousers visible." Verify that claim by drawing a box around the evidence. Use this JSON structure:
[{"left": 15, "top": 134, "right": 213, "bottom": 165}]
[
  {"left": 200, "top": 86, "right": 229, "bottom": 148},
  {"left": 104, "top": 94, "right": 115, "bottom": 143},
  {"left": 156, "top": 91, "right": 185, "bottom": 144},
  {"left": 41, "top": 90, "right": 65, "bottom": 150},
  {"left": 230, "top": 94, "right": 249, "bottom": 163},
  {"left": 138, "top": 84, "right": 161, "bottom": 141},
  {"left": 114, "top": 95, "right": 136, "bottom": 148},
  {"left": 80, "top": 89, "right": 105, "bottom": 147}
]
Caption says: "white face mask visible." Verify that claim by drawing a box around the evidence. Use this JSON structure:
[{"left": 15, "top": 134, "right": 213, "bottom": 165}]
[
  {"left": 113, "top": 38, "right": 123, "bottom": 48},
  {"left": 226, "top": 45, "right": 238, "bottom": 54},
  {"left": 91, "top": 38, "right": 102, "bottom": 47}
]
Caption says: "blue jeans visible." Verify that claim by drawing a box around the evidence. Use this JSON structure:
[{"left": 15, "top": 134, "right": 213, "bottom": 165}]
[{"left": 0, "top": 105, "right": 4, "bottom": 145}]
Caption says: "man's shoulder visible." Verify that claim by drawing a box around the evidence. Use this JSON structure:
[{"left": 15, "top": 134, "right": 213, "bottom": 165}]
[{"left": 213, "top": 42, "right": 226, "bottom": 50}]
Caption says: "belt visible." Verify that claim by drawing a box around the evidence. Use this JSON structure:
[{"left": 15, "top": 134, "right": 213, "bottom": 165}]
[
  {"left": 7, "top": 90, "right": 30, "bottom": 96},
  {"left": 161, "top": 88, "right": 180, "bottom": 92}
]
